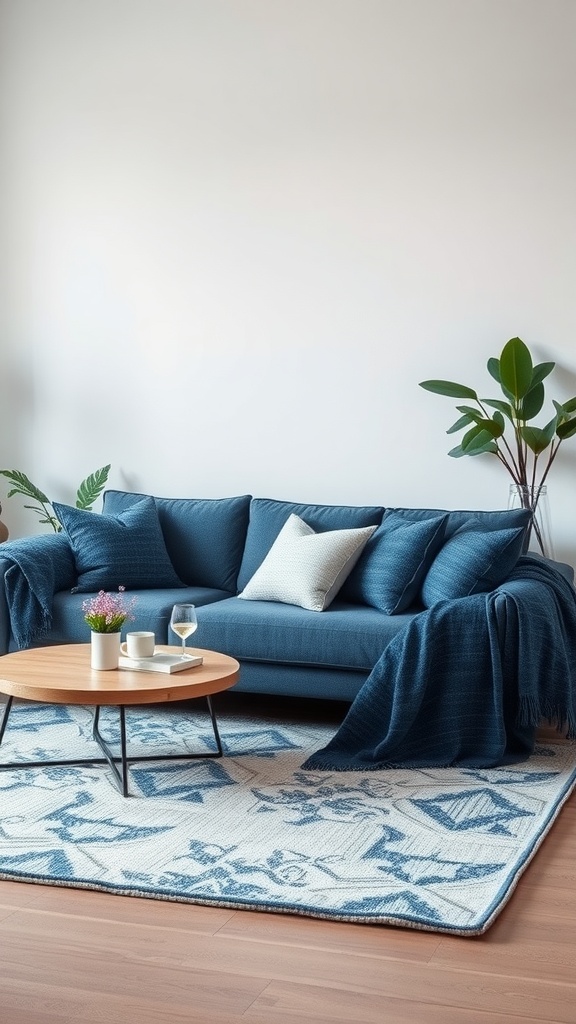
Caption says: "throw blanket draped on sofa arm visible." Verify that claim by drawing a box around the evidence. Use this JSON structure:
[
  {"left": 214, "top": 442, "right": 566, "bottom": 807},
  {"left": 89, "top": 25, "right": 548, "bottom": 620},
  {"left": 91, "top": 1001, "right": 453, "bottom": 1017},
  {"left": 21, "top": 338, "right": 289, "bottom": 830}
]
[
  {"left": 0, "top": 534, "right": 77, "bottom": 651},
  {"left": 303, "top": 556, "right": 576, "bottom": 771}
]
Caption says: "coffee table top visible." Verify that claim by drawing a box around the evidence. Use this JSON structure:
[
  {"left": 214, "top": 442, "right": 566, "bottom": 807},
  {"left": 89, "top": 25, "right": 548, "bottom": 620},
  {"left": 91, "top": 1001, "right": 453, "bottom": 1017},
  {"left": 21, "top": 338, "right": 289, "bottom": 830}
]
[{"left": 0, "top": 644, "right": 240, "bottom": 706}]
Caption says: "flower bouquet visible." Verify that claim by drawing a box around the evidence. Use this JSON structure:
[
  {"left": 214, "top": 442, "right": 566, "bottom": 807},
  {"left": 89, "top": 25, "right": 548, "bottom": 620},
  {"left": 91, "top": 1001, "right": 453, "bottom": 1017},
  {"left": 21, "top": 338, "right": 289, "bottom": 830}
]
[
  {"left": 83, "top": 588, "right": 137, "bottom": 670},
  {"left": 83, "top": 588, "right": 137, "bottom": 634}
]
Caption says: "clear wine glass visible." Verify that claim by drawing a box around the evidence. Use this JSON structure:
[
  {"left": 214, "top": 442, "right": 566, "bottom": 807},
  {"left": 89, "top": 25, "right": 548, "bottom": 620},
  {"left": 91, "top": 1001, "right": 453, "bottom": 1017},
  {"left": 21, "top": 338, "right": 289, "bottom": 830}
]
[{"left": 170, "top": 603, "right": 198, "bottom": 659}]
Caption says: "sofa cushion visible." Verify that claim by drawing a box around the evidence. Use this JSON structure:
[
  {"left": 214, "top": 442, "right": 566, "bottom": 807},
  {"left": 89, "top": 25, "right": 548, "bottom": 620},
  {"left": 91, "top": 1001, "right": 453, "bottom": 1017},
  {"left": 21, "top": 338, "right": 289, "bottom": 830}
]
[
  {"left": 238, "top": 513, "right": 376, "bottom": 611},
  {"left": 237, "top": 497, "right": 384, "bottom": 592},
  {"left": 196, "top": 596, "right": 410, "bottom": 672},
  {"left": 53, "top": 497, "right": 184, "bottom": 593},
  {"left": 103, "top": 490, "right": 251, "bottom": 592},
  {"left": 344, "top": 511, "right": 448, "bottom": 613},
  {"left": 421, "top": 525, "right": 527, "bottom": 606}
]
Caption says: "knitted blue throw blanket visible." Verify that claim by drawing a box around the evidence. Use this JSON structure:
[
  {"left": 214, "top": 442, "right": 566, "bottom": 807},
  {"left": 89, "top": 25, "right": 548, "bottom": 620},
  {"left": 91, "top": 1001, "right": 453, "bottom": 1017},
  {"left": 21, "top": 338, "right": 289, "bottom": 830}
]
[
  {"left": 1, "top": 534, "right": 76, "bottom": 648},
  {"left": 303, "top": 557, "right": 576, "bottom": 771}
]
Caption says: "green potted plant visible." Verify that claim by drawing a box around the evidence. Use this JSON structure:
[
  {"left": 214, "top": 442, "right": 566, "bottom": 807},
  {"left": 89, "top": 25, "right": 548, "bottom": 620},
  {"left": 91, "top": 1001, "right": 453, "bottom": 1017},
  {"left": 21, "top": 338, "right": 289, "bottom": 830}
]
[
  {"left": 0, "top": 464, "right": 111, "bottom": 532},
  {"left": 419, "top": 337, "right": 576, "bottom": 556}
]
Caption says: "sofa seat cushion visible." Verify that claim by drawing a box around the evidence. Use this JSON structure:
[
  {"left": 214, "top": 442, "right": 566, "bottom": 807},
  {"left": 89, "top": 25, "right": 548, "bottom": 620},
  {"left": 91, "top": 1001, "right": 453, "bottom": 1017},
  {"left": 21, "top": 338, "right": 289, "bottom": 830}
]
[
  {"left": 195, "top": 596, "right": 412, "bottom": 672},
  {"left": 103, "top": 490, "right": 251, "bottom": 592},
  {"left": 237, "top": 497, "right": 384, "bottom": 592},
  {"left": 48, "top": 587, "right": 231, "bottom": 646},
  {"left": 233, "top": 662, "right": 369, "bottom": 702}
]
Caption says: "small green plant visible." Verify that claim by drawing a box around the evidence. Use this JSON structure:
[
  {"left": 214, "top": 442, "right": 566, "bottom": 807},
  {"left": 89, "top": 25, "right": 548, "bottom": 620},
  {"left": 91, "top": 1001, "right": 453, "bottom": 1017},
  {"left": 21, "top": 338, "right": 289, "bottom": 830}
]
[
  {"left": 0, "top": 464, "right": 111, "bottom": 532},
  {"left": 419, "top": 337, "right": 576, "bottom": 553}
]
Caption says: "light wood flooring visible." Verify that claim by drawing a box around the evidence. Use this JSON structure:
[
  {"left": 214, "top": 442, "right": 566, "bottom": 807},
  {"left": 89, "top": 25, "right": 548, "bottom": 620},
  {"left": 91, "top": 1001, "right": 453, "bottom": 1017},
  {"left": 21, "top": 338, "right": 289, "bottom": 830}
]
[{"left": 1, "top": 693, "right": 575, "bottom": 1024}]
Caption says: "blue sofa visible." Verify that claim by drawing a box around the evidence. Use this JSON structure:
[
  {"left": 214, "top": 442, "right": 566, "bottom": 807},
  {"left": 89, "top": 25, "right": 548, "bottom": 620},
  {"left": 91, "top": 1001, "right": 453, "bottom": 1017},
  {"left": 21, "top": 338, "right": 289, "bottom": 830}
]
[{"left": 0, "top": 490, "right": 573, "bottom": 704}]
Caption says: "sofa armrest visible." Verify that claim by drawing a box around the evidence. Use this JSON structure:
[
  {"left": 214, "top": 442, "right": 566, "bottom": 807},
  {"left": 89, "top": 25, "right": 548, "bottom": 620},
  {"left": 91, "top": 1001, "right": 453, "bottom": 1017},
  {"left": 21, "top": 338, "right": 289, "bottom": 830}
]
[
  {"left": 530, "top": 553, "right": 575, "bottom": 586},
  {"left": 487, "top": 557, "right": 573, "bottom": 610},
  {"left": 0, "top": 534, "right": 77, "bottom": 653},
  {"left": 0, "top": 557, "right": 12, "bottom": 653}
]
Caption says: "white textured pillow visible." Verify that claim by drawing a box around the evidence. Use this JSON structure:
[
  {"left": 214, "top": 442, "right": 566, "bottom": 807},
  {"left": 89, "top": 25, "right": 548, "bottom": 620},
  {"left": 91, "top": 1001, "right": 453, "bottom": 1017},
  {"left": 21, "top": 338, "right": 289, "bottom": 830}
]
[{"left": 238, "top": 513, "right": 377, "bottom": 612}]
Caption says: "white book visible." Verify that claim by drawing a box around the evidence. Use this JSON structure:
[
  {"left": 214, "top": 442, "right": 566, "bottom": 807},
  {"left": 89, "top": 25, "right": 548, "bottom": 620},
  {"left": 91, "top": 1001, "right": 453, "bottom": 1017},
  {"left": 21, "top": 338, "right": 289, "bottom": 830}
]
[{"left": 118, "top": 653, "right": 204, "bottom": 674}]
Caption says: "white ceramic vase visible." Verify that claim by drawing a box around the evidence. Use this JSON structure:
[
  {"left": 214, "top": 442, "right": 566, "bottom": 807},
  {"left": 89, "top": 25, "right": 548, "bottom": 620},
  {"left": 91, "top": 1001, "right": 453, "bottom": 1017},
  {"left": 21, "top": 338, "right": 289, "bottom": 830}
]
[{"left": 90, "top": 631, "right": 121, "bottom": 670}]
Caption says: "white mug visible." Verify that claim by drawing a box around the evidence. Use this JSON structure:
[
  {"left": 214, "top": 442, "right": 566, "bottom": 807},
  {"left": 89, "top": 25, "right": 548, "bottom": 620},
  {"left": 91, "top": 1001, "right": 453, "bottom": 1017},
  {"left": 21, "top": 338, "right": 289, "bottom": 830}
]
[{"left": 121, "top": 631, "right": 156, "bottom": 660}]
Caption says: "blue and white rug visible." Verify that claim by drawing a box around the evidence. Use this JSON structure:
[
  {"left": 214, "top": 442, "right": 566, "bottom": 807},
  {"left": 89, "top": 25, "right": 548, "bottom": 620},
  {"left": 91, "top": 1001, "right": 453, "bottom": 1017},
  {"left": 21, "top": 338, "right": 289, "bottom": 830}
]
[{"left": 1, "top": 701, "right": 575, "bottom": 935}]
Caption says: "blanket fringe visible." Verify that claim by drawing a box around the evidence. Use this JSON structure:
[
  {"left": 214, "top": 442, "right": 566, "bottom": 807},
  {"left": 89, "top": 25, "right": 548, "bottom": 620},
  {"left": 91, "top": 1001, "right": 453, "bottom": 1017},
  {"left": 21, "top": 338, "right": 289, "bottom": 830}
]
[
  {"left": 19, "top": 609, "right": 53, "bottom": 650},
  {"left": 518, "top": 696, "right": 576, "bottom": 741}
]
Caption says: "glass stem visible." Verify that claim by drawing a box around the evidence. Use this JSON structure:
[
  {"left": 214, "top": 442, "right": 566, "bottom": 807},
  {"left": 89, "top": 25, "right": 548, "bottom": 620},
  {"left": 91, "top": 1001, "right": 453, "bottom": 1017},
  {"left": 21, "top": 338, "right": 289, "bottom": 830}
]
[{"left": 181, "top": 637, "right": 186, "bottom": 659}]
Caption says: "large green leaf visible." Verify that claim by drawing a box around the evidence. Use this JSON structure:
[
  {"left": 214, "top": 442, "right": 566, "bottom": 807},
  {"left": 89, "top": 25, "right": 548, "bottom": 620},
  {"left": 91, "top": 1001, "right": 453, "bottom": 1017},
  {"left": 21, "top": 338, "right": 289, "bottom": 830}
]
[
  {"left": 560, "top": 396, "right": 576, "bottom": 414},
  {"left": 462, "top": 426, "right": 499, "bottom": 452},
  {"left": 486, "top": 357, "right": 516, "bottom": 402},
  {"left": 499, "top": 337, "right": 533, "bottom": 400},
  {"left": 557, "top": 416, "right": 576, "bottom": 440},
  {"left": 487, "top": 357, "right": 501, "bottom": 383},
  {"left": 541, "top": 415, "right": 559, "bottom": 444},
  {"left": 476, "top": 418, "right": 504, "bottom": 439},
  {"left": 463, "top": 431, "right": 498, "bottom": 455},
  {"left": 461, "top": 424, "right": 484, "bottom": 449},
  {"left": 419, "top": 380, "right": 478, "bottom": 399},
  {"left": 446, "top": 414, "right": 473, "bottom": 435},
  {"left": 455, "top": 405, "right": 484, "bottom": 422},
  {"left": 518, "top": 381, "right": 545, "bottom": 421},
  {"left": 447, "top": 443, "right": 467, "bottom": 458},
  {"left": 482, "top": 398, "right": 514, "bottom": 420},
  {"left": 0, "top": 469, "right": 50, "bottom": 504},
  {"left": 467, "top": 441, "right": 499, "bottom": 455},
  {"left": 520, "top": 425, "right": 554, "bottom": 455},
  {"left": 75, "top": 464, "right": 111, "bottom": 511},
  {"left": 530, "top": 361, "right": 555, "bottom": 387}
]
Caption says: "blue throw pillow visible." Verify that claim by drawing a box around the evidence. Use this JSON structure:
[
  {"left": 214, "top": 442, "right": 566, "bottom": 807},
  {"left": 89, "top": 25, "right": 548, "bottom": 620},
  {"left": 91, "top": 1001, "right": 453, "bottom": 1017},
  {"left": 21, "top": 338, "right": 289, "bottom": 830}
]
[
  {"left": 103, "top": 490, "right": 251, "bottom": 591},
  {"left": 344, "top": 512, "right": 448, "bottom": 613},
  {"left": 420, "top": 525, "right": 526, "bottom": 607},
  {"left": 382, "top": 506, "right": 532, "bottom": 541},
  {"left": 53, "top": 496, "right": 184, "bottom": 593}
]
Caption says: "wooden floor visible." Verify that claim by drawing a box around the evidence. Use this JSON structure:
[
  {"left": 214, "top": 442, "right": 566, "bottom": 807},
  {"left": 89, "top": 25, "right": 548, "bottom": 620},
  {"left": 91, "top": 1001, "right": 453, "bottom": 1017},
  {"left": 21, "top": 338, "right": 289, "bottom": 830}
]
[{"left": 1, "top": 696, "right": 576, "bottom": 1024}]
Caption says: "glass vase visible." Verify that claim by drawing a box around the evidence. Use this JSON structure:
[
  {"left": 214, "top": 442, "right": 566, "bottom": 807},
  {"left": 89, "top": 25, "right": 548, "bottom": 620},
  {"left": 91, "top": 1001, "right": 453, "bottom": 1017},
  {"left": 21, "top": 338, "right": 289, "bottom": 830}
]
[{"left": 508, "top": 484, "right": 554, "bottom": 560}]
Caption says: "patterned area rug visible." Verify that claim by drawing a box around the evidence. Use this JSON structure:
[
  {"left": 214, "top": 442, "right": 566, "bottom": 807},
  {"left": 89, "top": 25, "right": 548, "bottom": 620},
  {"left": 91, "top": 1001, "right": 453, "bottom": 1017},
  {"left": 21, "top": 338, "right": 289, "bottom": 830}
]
[{"left": 1, "top": 700, "right": 575, "bottom": 935}]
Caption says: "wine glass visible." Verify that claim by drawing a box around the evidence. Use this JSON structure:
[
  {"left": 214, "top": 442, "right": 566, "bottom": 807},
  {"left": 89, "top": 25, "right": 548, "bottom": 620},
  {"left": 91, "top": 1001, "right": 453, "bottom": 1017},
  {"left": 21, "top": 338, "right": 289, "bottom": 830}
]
[{"left": 170, "top": 603, "right": 198, "bottom": 659}]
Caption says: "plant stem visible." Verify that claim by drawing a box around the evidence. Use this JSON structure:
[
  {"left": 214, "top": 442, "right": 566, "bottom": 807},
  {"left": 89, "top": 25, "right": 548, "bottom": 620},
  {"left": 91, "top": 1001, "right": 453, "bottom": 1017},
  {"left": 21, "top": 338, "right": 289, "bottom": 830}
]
[{"left": 476, "top": 398, "right": 522, "bottom": 480}]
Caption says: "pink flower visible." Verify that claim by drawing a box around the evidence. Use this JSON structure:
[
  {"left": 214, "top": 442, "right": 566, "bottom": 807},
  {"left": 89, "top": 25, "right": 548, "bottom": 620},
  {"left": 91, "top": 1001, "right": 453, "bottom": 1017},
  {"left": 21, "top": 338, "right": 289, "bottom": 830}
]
[{"left": 82, "top": 588, "right": 137, "bottom": 633}]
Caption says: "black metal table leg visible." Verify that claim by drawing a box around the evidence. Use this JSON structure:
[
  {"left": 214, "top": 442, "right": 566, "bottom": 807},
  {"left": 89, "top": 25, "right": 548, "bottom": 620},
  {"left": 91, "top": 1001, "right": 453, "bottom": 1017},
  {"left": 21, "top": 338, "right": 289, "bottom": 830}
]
[
  {"left": 119, "top": 706, "right": 129, "bottom": 797},
  {"left": 0, "top": 694, "right": 226, "bottom": 797},
  {"left": 0, "top": 695, "right": 13, "bottom": 745},
  {"left": 91, "top": 704, "right": 130, "bottom": 796},
  {"left": 206, "top": 695, "right": 223, "bottom": 756}
]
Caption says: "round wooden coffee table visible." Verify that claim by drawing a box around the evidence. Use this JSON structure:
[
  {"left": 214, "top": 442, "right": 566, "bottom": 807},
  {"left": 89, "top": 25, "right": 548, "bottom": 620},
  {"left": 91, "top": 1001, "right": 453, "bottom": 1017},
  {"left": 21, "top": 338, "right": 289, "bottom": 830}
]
[{"left": 0, "top": 644, "right": 240, "bottom": 796}]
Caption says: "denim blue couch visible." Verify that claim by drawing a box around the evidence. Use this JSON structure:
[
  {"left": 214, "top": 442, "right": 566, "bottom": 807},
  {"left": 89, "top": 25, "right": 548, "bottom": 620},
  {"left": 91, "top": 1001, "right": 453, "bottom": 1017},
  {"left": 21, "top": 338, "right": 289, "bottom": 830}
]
[{"left": 0, "top": 491, "right": 572, "bottom": 703}]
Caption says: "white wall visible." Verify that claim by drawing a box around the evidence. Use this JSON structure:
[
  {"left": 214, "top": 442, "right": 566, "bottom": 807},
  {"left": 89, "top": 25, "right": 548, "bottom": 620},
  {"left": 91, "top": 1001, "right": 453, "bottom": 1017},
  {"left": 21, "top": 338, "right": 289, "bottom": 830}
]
[{"left": 1, "top": 0, "right": 575, "bottom": 563}]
